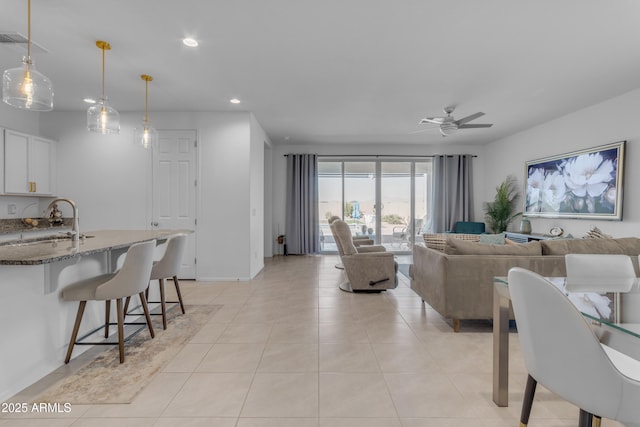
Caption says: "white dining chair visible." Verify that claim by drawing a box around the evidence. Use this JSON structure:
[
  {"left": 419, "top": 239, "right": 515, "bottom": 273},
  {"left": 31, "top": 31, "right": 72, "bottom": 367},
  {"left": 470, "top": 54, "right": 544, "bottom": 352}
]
[
  {"left": 508, "top": 267, "right": 640, "bottom": 427},
  {"left": 565, "top": 254, "right": 636, "bottom": 293}
]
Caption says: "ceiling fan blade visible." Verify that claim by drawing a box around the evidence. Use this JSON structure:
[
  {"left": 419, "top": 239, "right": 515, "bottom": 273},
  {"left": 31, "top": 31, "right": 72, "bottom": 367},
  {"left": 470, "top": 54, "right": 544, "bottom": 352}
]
[
  {"left": 409, "top": 128, "right": 436, "bottom": 134},
  {"left": 454, "top": 112, "right": 485, "bottom": 125},
  {"left": 458, "top": 123, "right": 493, "bottom": 129},
  {"left": 420, "top": 117, "right": 445, "bottom": 124}
]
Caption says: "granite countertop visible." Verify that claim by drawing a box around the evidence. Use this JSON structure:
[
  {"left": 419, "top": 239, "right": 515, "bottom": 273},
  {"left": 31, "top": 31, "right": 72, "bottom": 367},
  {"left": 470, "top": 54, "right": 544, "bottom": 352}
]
[
  {"left": 0, "top": 229, "right": 192, "bottom": 265},
  {"left": 0, "top": 218, "right": 73, "bottom": 235}
]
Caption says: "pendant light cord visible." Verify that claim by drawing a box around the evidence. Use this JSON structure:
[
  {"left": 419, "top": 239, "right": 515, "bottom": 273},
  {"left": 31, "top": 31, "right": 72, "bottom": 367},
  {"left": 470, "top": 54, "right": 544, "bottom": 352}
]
[
  {"left": 101, "top": 47, "right": 105, "bottom": 99},
  {"left": 27, "top": 0, "right": 31, "bottom": 58},
  {"left": 145, "top": 79, "right": 149, "bottom": 124}
]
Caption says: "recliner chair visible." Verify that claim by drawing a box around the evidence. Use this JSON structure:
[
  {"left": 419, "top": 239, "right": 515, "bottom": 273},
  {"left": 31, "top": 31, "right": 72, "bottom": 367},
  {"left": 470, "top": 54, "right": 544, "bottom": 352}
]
[
  {"left": 328, "top": 215, "right": 373, "bottom": 246},
  {"left": 328, "top": 216, "right": 374, "bottom": 269},
  {"left": 330, "top": 219, "right": 397, "bottom": 292}
]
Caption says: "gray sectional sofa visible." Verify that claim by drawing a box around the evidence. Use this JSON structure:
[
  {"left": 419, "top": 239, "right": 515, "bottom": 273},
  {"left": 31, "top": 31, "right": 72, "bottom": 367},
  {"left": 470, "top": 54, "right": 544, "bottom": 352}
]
[{"left": 410, "top": 236, "right": 640, "bottom": 331}]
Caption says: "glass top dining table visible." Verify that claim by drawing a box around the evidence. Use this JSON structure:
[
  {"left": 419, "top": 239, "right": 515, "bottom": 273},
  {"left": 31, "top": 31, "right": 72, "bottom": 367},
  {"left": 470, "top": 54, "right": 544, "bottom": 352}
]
[{"left": 492, "top": 275, "right": 640, "bottom": 407}]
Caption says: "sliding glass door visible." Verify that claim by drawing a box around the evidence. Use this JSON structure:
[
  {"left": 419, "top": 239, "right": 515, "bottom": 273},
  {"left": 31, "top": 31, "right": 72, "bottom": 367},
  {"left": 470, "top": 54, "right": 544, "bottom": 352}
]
[
  {"left": 319, "top": 157, "right": 431, "bottom": 254},
  {"left": 381, "top": 162, "right": 412, "bottom": 250},
  {"left": 344, "top": 162, "right": 376, "bottom": 239}
]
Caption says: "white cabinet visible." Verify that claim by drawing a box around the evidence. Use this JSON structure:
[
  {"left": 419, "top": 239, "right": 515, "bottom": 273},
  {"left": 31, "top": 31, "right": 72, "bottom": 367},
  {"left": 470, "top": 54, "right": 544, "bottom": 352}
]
[
  {"left": 4, "top": 129, "right": 56, "bottom": 195},
  {"left": 29, "top": 137, "right": 53, "bottom": 194}
]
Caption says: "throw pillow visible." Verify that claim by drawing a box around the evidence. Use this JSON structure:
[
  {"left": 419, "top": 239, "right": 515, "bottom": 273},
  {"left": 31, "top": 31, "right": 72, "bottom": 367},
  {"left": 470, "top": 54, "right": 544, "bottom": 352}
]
[
  {"left": 423, "top": 233, "right": 481, "bottom": 252},
  {"left": 479, "top": 233, "right": 505, "bottom": 245},
  {"left": 445, "top": 238, "right": 542, "bottom": 256}
]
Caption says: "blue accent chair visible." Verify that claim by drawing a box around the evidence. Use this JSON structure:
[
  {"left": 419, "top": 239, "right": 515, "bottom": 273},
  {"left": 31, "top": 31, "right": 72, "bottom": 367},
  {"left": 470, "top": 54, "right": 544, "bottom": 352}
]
[{"left": 450, "top": 221, "right": 486, "bottom": 234}]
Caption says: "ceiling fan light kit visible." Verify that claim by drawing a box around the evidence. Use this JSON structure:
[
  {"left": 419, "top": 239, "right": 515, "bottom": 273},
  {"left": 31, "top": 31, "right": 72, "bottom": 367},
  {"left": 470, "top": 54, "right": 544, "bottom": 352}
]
[{"left": 419, "top": 106, "right": 493, "bottom": 137}]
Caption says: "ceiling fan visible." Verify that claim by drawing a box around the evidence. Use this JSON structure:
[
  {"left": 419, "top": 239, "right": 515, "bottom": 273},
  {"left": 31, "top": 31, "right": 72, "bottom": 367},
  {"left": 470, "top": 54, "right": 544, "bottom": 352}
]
[{"left": 418, "top": 106, "right": 493, "bottom": 137}]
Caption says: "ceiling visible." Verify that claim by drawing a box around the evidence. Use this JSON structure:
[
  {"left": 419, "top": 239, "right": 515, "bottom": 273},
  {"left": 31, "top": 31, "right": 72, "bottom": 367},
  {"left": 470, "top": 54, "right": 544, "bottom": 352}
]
[{"left": 2, "top": 1, "right": 640, "bottom": 146}]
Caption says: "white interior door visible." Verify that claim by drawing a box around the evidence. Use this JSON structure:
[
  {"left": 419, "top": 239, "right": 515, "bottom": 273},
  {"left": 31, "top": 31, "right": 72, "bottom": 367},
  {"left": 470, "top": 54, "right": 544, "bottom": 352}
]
[{"left": 152, "top": 130, "right": 197, "bottom": 278}]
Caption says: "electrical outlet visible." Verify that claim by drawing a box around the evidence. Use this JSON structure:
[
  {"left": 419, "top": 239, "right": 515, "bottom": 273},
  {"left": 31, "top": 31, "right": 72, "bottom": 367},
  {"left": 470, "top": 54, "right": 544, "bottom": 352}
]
[{"left": 8, "top": 204, "right": 16, "bottom": 215}]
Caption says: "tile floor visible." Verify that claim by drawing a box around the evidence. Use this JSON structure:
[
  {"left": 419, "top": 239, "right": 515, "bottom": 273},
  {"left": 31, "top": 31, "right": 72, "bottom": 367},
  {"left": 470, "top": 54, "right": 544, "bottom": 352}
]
[{"left": 1, "top": 255, "right": 624, "bottom": 426}]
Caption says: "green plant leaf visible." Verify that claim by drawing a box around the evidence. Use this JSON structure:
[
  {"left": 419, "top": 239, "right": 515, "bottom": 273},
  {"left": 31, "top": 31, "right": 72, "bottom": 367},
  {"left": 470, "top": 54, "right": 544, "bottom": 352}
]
[{"left": 484, "top": 175, "right": 521, "bottom": 233}]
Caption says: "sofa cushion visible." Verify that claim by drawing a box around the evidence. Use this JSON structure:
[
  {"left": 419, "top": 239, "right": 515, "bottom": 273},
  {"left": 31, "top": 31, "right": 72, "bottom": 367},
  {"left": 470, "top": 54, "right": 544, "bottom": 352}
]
[
  {"left": 423, "top": 233, "right": 480, "bottom": 252},
  {"left": 541, "top": 237, "right": 640, "bottom": 256},
  {"left": 479, "top": 233, "right": 505, "bottom": 245},
  {"left": 445, "top": 238, "right": 542, "bottom": 255}
]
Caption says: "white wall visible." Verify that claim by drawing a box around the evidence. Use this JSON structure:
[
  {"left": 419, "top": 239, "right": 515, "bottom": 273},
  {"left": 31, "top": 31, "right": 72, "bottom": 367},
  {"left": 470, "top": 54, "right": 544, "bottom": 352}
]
[
  {"left": 40, "top": 112, "right": 151, "bottom": 230},
  {"left": 39, "top": 110, "right": 266, "bottom": 281},
  {"left": 270, "top": 142, "right": 485, "bottom": 255},
  {"left": 249, "top": 113, "right": 267, "bottom": 276},
  {"left": 264, "top": 142, "right": 273, "bottom": 257},
  {"left": 483, "top": 88, "right": 640, "bottom": 238},
  {"left": 0, "top": 101, "right": 40, "bottom": 135}
]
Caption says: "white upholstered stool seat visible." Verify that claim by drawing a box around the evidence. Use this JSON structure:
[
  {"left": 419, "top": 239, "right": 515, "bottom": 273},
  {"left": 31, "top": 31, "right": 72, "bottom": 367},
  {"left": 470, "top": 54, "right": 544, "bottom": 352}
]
[
  {"left": 61, "top": 240, "right": 156, "bottom": 364},
  {"left": 125, "top": 234, "right": 187, "bottom": 330}
]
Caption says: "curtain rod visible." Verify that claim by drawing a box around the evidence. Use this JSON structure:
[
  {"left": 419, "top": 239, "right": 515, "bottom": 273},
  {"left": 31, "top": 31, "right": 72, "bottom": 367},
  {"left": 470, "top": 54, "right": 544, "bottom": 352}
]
[{"left": 283, "top": 154, "right": 477, "bottom": 158}]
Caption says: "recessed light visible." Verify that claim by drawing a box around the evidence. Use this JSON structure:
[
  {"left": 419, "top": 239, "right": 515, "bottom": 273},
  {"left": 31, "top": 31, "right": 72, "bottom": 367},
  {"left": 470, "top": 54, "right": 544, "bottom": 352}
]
[
  {"left": 182, "top": 38, "right": 198, "bottom": 47},
  {"left": 83, "top": 97, "right": 96, "bottom": 104},
  {"left": 230, "top": 98, "right": 241, "bottom": 104}
]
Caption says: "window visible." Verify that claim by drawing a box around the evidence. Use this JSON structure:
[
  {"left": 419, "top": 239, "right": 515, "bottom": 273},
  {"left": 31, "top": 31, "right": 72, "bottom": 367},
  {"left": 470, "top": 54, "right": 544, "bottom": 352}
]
[{"left": 318, "top": 158, "right": 432, "bottom": 254}]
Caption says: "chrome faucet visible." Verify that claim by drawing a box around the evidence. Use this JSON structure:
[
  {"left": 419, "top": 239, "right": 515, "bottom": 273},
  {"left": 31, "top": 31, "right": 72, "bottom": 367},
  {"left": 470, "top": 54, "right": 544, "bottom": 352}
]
[{"left": 45, "top": 198, "right": 79, "bottom": 241}]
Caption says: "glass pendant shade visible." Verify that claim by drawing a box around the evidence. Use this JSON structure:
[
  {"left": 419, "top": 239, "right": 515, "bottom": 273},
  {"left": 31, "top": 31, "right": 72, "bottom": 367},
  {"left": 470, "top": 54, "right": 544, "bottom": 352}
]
[
  {"left": 3, "top": 57, "right": 53, "bottom": 111},
  {"left": 87, "top": 97, "right": 120, "bottom": 134},
  {"left": 87, "top": 40, "right": 119, "bottom": 134},
  {"left": 135, "top": 74, "right": 157, "bottom": 148},
  {"left": 2, "top": 0, "right": 54, "bottom": 112},
  {"left": 134, "top": 122, "right": 158, "bottom": 149}
]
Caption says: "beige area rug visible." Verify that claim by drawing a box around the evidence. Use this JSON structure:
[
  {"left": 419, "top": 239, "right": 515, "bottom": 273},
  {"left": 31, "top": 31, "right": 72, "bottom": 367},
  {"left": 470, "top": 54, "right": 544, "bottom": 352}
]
[{"left": 37, "top": 304, "right": 222, "bottom": 405}]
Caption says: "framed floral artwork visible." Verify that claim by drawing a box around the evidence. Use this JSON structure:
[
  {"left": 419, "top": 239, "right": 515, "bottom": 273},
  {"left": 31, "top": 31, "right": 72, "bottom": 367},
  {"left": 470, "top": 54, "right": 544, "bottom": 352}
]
[{"left": 524, "top": 141, "right": 625, "bottom": 220}]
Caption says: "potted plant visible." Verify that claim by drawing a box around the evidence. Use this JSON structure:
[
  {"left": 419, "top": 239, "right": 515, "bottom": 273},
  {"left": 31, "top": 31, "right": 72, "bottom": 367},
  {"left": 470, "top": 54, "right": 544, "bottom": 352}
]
[{"left": 484, "top": 175, "right": 522, "bottom": 233}]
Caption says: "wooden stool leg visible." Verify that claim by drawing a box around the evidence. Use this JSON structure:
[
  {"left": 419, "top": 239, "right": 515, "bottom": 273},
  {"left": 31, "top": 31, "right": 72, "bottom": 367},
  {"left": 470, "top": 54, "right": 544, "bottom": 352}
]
[
  {"left": 520, "top": 374, "right": 537, "bottom": 426},
  {"left": 138, "top": 291, "right": 155, "bottom": 338},
  {"left": 116, "top": 298, "right": 125, "bottom": 363},
  {"left": 173, "top": 275, "right": 186, "bottom": 314},
  {"left": 65, "top": 301, "right": 86, "bottom": 364},
  {"left": 104, "top": 300, "right": 111, "bottom": 338},
  {"left": 159, "top": 278, "right": 167, "bottom": 330},
  {"left": 123, "top": 296, "right": 131, "bottom": 317}
]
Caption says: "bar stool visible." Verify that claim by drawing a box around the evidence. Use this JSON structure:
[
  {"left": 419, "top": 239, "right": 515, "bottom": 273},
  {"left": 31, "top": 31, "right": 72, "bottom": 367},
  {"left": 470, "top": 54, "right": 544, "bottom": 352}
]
[
  {"left": 61, "top": 240, "right": 156, "bottom": 364},
  {"left": 125, "top": 234, "right": 187, "bottom": 330}
]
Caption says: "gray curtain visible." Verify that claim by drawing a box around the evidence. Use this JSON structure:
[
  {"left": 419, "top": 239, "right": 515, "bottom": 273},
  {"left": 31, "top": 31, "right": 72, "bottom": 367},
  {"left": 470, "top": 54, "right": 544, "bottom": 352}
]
[
  {"left": 285, "top": 154, "right": 320, "bottom": 254},
  {"left": 428, "top": 154, "right": 474, "bottom": 233}
]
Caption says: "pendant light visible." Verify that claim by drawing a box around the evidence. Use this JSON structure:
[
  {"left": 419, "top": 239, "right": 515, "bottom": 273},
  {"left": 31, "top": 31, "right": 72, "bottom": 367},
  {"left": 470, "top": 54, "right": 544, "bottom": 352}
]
[
  {"left": 2, "top": 0, "right": 54, "bottom": 111},
  {"left": 87, "top": 40, "right": 120, "bottom": 134},
  {"left": 133, "top": 74, "right": 158, "bottom": 148}
]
